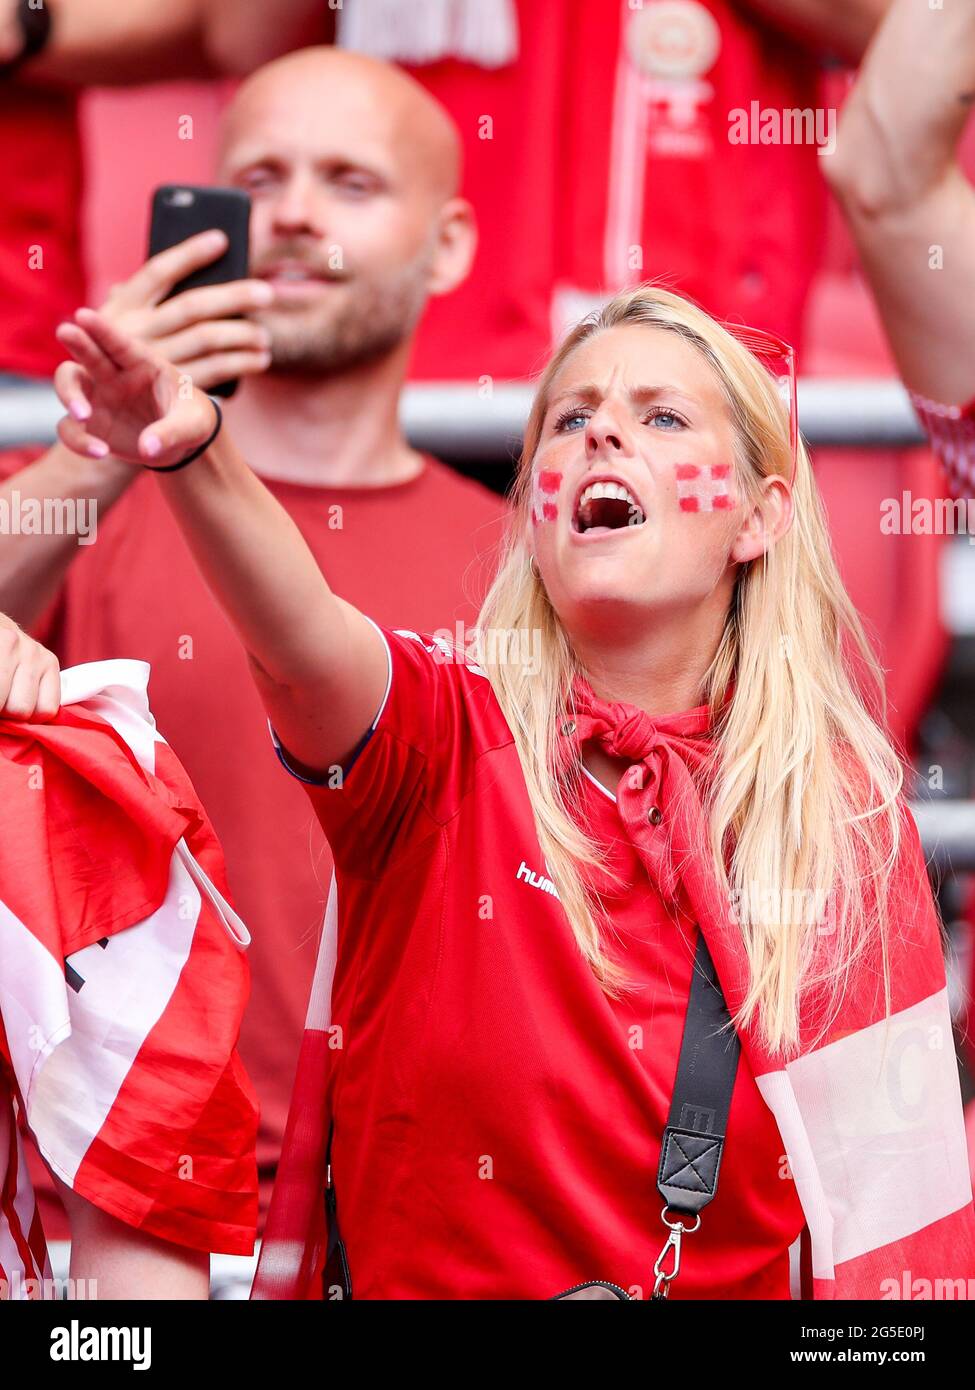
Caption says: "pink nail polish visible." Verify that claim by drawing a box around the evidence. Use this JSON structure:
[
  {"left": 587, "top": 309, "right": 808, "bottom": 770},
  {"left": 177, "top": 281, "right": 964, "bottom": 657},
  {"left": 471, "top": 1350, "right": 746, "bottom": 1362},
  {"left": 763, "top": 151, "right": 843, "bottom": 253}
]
[
  {"left": 143, "top": 436, "right": 161, "bottom": 458},
  {"left": 89, "top": 441, "right": 108, "bottom": 458}
]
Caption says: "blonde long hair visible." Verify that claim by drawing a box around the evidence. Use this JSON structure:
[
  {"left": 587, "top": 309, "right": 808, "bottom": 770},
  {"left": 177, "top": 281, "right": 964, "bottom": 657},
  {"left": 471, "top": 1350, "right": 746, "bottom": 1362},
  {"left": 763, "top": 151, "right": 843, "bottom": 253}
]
[{"left": 474, "top": 285, "right": 905, "bottom": 1056}]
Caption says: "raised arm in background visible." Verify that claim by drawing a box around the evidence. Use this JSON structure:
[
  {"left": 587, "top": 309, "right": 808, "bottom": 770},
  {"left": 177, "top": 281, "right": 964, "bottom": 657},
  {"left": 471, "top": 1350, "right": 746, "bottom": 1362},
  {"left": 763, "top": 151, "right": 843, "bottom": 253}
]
[
  {"left": 0, "top": 0, "right": 329, "bottom": 84},
  {"left": 824, "top": 0, "right": 975, "bottom": 406},
  {"left": 202, "top": 0, "right": 332, "bottom": 76},
  {"left": 733, "top": 0, "right": 890, "bottom": 62},
  {"left": 53, "top": 309, "right": 388, "bottom": 779}
]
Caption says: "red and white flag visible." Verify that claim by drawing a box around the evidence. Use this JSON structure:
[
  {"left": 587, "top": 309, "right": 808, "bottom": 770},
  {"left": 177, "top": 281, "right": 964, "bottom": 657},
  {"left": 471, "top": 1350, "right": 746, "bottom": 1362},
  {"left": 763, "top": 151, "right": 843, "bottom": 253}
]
[
  {"left": 251, "top": 875, "right": 337, "bottom": 1301},
  {"left": 0, "top": 660, "right": 258, "bottom": 1300}
]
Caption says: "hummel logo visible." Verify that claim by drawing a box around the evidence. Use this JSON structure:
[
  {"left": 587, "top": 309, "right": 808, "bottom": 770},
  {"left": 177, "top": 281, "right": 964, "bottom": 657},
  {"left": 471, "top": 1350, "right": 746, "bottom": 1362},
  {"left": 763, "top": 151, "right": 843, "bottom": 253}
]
[{"left": 516, "top": 859, "right": 560, "bottom": 900}]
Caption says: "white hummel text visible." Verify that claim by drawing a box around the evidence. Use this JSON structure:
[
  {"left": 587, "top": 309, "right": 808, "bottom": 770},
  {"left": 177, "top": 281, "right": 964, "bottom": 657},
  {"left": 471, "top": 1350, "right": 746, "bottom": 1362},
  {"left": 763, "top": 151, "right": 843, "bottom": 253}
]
[{"left": 516, "top": 859, "right": 560, "bottom": 900}]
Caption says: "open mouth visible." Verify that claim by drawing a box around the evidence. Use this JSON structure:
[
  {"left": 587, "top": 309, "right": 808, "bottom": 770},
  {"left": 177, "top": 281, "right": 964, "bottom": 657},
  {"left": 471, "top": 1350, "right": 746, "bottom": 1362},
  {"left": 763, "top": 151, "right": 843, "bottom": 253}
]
[{"left": 573, "top": 479, "right": 647, "bottom": 534}]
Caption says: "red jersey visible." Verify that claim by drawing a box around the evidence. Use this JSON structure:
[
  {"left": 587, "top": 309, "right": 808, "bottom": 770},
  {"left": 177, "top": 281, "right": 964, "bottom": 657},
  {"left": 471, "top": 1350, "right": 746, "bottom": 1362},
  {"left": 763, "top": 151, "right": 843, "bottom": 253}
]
[
  {"left": 0, "top": 85, "right": 84, "bottom": 377},
  {"left": 0, "top": 448, "right": 506, "bottom": 1233},
  {"left": 361, "top": 0, "right": 826, "bottom": 379},
  {"left": 272, "top": 621, "right": 805, "bottom": 1298}
]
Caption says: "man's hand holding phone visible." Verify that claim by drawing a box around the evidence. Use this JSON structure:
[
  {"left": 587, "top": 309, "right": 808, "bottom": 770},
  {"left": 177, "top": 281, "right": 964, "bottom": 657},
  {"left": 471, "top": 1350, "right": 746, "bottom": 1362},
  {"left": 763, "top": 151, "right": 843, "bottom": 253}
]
[{"left": 98, "top": 230, "right": 274, "bottom": 393}]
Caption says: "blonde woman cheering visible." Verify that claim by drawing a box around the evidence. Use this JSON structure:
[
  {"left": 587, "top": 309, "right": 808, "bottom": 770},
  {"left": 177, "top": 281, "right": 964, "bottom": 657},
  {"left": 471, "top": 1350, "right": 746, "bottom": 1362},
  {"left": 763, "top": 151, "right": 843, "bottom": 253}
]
[{"left": 53, "top": 289, "right": 975, "bottom": 1300}]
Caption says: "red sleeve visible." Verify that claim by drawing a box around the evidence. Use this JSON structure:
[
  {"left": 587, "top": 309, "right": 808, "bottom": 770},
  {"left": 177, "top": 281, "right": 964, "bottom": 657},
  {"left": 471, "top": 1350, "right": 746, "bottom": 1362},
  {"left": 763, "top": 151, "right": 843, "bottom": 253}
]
[
  {"left": 270, "top": 617, "right": 485, "bottom": 878},
  {"left": 909, "top": 390, "right": 975, "bottom": 501}
]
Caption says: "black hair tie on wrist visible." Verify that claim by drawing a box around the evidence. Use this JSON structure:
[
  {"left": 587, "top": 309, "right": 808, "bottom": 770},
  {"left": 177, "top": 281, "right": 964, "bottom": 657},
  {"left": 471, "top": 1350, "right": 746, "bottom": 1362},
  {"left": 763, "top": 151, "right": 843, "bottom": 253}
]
[{"left": 141, "top": 396, "right": 223, "bottom": 473}]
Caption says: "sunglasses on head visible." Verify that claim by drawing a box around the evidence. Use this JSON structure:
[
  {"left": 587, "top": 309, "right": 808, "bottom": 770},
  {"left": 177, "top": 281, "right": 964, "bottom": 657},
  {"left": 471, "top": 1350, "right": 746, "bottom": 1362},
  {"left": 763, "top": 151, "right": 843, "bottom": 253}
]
[{"left": 723, "top": 322, "right": 799, "bottom": 487}]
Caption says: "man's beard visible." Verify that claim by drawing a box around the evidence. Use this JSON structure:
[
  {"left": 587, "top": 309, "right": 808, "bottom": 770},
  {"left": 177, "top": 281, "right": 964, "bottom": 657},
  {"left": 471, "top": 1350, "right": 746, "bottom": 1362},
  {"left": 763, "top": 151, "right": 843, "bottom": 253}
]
[{"left": 260, "top": 269, "right": 429, "bottom": 376}]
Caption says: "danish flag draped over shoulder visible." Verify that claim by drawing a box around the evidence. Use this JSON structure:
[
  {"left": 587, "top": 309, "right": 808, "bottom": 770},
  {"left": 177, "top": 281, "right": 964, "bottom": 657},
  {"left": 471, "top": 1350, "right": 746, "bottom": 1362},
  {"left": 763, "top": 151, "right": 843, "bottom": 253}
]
[
  {"left": 253, "top": 627, "right": 975, "bottom": 1301},
  {"left": 677, "top": 781, "right": 975, "bottom": 1300},
  {"left": 0, "top": 660, "right": 258, "bottom": 1298},
  {"left": 565, "top": 687, "right": 975, "bottom": 1300}
]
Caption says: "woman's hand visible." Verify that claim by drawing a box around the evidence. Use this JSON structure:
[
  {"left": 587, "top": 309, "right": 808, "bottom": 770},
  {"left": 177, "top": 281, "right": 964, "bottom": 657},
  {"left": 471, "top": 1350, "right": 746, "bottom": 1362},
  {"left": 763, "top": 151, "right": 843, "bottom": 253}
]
[
  {"left": 0, "top": 613, "right": 60, "bottom": 721},
  {"left": 54, "top": 309, "right": 219, "bottom": 470}
]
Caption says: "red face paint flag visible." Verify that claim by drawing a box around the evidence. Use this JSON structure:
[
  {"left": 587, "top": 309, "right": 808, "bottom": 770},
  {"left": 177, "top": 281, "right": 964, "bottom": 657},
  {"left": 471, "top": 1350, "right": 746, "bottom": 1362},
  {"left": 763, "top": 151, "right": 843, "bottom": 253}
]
[
  {"left": 675, "top": 462, "right": 735, "bottom": 512},
  {"left": 531, "top": 469, "right": 561, "bottom": 525},
  {"left": 0, "top": 661, "right": 258, "bottom": 1299}
]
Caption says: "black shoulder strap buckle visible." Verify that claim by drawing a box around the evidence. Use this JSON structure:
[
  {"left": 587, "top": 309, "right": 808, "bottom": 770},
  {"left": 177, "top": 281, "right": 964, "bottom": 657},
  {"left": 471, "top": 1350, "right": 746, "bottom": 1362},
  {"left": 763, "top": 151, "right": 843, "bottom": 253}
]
[{"left": 652, "top": 930, "right": 740, "bottom": 1299}]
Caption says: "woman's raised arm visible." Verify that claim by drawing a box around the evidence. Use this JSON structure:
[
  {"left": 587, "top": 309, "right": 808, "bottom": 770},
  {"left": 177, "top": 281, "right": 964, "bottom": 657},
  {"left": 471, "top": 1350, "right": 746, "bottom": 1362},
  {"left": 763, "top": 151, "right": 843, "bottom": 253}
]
[{"left": 53, "top": 308, "right": 388, "bottom": 778}]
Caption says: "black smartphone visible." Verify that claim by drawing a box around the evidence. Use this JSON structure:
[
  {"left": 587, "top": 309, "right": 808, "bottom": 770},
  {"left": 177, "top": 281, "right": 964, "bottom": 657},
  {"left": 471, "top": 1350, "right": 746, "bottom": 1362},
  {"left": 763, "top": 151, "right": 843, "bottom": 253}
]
[{"left": 148, "top": 184, "right": 252, "bottom": 398}]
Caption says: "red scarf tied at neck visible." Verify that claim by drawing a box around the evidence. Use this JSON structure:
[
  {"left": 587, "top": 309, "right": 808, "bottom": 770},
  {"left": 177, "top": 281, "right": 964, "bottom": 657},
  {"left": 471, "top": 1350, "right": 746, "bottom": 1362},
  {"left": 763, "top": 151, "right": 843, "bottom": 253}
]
[{"left": 564, "top": 673, "right": 719, "bottom": 910}]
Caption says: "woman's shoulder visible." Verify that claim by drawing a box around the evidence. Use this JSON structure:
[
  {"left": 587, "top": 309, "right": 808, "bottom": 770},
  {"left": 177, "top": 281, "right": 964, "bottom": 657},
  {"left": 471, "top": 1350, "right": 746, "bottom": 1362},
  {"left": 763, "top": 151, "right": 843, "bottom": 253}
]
[{"left": 378, "top": 622, "right": 517, "bottom": 757}]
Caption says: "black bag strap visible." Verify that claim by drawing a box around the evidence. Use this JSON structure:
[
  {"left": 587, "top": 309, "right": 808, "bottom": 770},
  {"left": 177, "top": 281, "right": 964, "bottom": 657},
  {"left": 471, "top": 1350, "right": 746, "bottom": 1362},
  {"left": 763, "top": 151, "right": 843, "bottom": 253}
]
[
  {"left": 323, "top": 1121, "right": 353, "bottom": 1300},
  {"left": 652, "top": 929, "right": 740, "bottom": 1298},
  {"left": 323, "top": 929, "right": 739, "bottom": 1302}
]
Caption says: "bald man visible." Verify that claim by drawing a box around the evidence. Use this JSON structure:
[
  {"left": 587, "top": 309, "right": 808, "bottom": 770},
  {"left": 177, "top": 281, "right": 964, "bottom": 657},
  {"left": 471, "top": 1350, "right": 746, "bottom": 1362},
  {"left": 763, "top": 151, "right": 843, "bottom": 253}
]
[
  {"left": 0, "top": 0, "right": 329, "bottom": 385},
  {"left": 0, "top": 47, "right": 506, "bottom": 1235}
]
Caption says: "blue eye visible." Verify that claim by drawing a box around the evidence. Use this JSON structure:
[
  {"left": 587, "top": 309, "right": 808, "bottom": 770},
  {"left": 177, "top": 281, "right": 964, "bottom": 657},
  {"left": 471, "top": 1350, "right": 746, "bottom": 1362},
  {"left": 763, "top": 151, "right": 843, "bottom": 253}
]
[
  {"left": 552, "top": 404, "right": 689, "bottom": 433},
  {"left": 647, "top": 409, "right": 686, "bottom": 429},
  {"left": 553, "top": 408, "right": 589, "bottom": 432}
]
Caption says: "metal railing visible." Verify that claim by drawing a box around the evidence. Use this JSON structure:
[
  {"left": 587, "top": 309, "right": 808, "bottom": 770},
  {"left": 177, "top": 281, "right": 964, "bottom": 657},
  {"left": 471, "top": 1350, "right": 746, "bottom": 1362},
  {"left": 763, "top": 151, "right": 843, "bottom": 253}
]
[
  {"left": 0, "top": 377, "right": 929, "bottom": 455},
  {"left": 913, "top": 801, "right": 975, "bottom": 872},
  {"left": 401, "top": 377, "right": 929, "bottom": 457}
]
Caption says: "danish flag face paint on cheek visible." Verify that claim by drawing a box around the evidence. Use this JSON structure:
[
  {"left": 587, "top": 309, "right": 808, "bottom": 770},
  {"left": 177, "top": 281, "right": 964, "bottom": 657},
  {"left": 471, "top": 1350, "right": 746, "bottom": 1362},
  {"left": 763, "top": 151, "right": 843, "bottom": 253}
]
[
  {"left": 675, "top": 463, "right": 736, "bottom": 513},
  {"left": 531, "top": 469, "right": 561, "bottom": 525}
]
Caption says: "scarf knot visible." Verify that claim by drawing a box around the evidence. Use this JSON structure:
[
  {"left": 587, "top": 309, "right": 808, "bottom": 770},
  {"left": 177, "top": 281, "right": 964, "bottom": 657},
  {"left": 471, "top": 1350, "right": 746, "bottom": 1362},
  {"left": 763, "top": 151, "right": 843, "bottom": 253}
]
[{"left": 562, "top": 675, "right": 718, "bottom": 906}]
